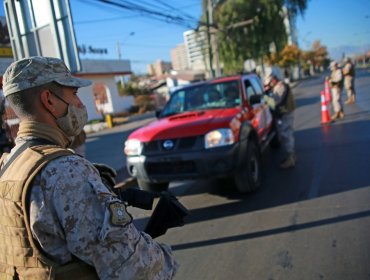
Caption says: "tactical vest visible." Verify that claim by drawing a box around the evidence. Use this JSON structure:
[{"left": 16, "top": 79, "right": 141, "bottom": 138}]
[
  {"left": 344, "top": 63, "right": 355, "bottom": 77},
  {"left": 330, "top": 70, "right": 343, "bottom": 89},
  {"left": 0, "top": 145, "right": 99, "bottom": 280},
  {"left": 279, "top": 84, "right": 296, "bottom": 115}
]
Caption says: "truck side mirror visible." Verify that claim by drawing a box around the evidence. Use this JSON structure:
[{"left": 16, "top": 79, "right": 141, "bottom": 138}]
[
  {"left": 155, "top": 109, "right": 162, "bottom": 118},
  {"left": 249, "top": 95, "right": 261, "bottom": 105}
]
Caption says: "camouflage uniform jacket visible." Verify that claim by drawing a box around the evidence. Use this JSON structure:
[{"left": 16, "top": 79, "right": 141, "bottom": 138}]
[
  {"left": 329, "top": 68, "right": 344, "bottom": 89},
  {"left": 342, "top": 62, "right": 355, "bottom": 77},
  {"left": 2, "top": 121, "right": 179, "bottom": 280},
  {"left": 271, "top": 81, "right": 296, "bottom": 115}
]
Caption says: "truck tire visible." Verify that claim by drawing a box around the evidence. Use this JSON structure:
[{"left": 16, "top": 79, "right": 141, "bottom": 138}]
[
  {"left": 234, "top": 141, "right": 261, "bottom": 193},
  {"left": 137, "top": 179, "right": 169, "bottom": 192}
]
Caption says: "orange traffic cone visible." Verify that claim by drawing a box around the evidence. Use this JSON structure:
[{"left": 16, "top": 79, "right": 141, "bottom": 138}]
[
  {"left": 324, "top": 79, "right": 332, "bottom": 102},
  {"left": 321, "top": 90, "right": 331, "bottom": 124}
]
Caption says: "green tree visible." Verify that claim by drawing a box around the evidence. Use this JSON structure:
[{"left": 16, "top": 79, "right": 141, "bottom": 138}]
[
  {"left": 278, "top": 44, "right": 301, "bottom": 68},
  {"left": 208, "top": 0, "right": 308, "bottom": 74}
]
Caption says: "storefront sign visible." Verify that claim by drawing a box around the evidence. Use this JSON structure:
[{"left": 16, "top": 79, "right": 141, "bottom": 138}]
[{"left": 78, "top": 45, "right": 108, "bottom": 55}]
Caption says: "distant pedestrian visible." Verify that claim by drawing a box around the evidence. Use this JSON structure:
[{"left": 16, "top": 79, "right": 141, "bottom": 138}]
[
  {"left": 328, "top": 61, "right": 344, "bottom": 120},
  {"left": 342, "top": 57, "right": 356, "bottom": 104},
  {"left": 284, "top": 68, "right": 290, "bottom": 84},
  {"left": 264, "top": 74, "right": 296, "bottom": 169}
]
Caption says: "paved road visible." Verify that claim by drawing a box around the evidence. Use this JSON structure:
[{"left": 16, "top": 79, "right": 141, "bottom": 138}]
[
  {"left": 86, "top": 69, "right": 370, "bottom": 279},
  {"left": 86, "top": 112, "right": 155, "bottom": 178}
]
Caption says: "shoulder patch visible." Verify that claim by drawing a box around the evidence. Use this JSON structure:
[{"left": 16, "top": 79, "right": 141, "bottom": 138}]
[{"left": 109, "top": 202, "right": 132, "bottom": 226}]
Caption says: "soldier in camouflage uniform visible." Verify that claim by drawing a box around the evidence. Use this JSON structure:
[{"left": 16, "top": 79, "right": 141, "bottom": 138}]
[
  {"left": 0, "top": 56, "right": 178, "bottom": 280},
  {"left": 328, "top": 61, "right": 344, "bottom": 120},
  {"left": 342, "top": 57, "right": 356, "bottom": 105},
  {"left": 264, "top": 73, "right": 296, "bottom": 169}
]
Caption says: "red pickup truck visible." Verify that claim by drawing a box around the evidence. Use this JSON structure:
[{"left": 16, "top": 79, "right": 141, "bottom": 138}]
[{"left": 124, "top": 73, "right": 279, "bottom": 193}]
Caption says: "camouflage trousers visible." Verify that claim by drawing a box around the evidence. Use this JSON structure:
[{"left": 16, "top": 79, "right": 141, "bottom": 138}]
[
  {"left": 344, "top": 76, "right": 356, "bottom": 99},
  {"left": 277, "top": 113, "right": 295, "bottom": 155},
  {"left": 331, "top": 87, "right": 343, "bottom": 113}
]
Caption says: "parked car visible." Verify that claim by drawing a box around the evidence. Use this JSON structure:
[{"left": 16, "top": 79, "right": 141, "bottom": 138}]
[{"left": 124, "top": 73, "right": 280, "bottom": 193}]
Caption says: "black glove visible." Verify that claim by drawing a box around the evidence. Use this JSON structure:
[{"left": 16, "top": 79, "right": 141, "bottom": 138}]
[
  {"left": 144, "top": 192, "right": 189, "bottom": 238},
  {"left": 93, "top": 163, "right": 117, "bottom": 191},
  {"left": 120, "top": 188, "right": 159, "bottom": 210}
]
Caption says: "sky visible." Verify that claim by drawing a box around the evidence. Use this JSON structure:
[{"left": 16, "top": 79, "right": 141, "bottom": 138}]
[{"left": 1, "top": 0, "right": 369, "bottom": 74}]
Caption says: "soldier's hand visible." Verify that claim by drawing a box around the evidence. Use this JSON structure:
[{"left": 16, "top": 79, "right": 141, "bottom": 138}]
[{"left": 93, "top": 163, "right": 117, "bottom": 190}]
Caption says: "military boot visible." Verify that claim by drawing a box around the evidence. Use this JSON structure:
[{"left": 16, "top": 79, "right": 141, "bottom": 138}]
[
  {"left": 350, "top": 95, "right": 356, "bottom": 104},
  {"left": 279, "top": 153, "right": 296, "bottom": 169},
  {"left": 345, "top": 95, "right": 355, "bottom": 105},
  {"left": 331, "top": 112, "right": 340, "bottom": 121}
]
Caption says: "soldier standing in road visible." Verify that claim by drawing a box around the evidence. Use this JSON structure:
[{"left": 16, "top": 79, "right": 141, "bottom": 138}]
[
  {"left": 328, "top": 61, "right": 344, "bottom": 120},
  {"left": 0, "top": 56, "right": 178, "bottom": 280},
  {"left": 342, "top": 57, "right": 356, "bottom": 104},
  {"left": 264, "top": 74, "right": 296, "bottom": 169}
]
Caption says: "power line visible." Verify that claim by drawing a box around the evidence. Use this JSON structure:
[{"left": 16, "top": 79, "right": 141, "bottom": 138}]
[
  {"left": 75, "top": 0, "right": 201, "bottom": 28},
  {"left": 75, "top": 15, "right": 138, "bottom": 25},
  {"left": 90, "top": 0, "right": 198, "bottom": 29},
  {"left": 121, "top": 0, "right": 199, "bottom": 26},
  {"left": 155, "top": 0, "right": 199, "bottom": 21},
  {"left": 76, "top": 0, "right": 126, "bottom": 15}
]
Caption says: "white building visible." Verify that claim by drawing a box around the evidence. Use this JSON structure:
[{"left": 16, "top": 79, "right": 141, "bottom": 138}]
[
  {"left": 147, "top": 60, "right": 172, "bottom": 77},
  {"left": 75, "top": 59, "right": 134, "bottom": 121},
  {"left": 170, "top": 43, "right": 189, "bottom": 70},
  {"left": 183, "top": 28, "right": 210, "bottom": 72}
]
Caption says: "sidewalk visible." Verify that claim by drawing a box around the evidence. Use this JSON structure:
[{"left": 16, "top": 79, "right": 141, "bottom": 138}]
[{"left": 84, "top": 111, "right": 155, "bottom": 134}]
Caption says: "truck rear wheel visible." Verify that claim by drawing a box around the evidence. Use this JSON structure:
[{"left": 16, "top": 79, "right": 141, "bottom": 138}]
[
  {"left": 234, "top": 141, "right": 261, "bottom": 193},
  {"left": 137, "top": 179, "right": 169, "bottom": 192}
]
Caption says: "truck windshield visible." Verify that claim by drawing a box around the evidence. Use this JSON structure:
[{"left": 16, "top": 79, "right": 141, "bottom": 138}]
[{"left": 160, "top": 81, "right": 241, "bottom": 117}]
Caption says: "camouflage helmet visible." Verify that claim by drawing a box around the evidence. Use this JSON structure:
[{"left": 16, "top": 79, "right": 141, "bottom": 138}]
[{"left": 2, "top": 56, "right": 91, "bottom": 97}]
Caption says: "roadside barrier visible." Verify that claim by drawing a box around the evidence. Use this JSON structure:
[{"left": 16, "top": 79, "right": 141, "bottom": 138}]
[{"left": 321, "top": 90, "right": 331, "bottom": 124}]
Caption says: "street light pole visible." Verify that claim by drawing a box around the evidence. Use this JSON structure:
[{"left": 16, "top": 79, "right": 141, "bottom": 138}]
[
  {"left": 117, "top": 41, "right": 122, "bottom": 60},
  {"left": 117, "top": 32, "right": 135, "bottom": 60}
]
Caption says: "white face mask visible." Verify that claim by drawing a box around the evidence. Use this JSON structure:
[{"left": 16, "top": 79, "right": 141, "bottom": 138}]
[{"left": 51, "top": 92, "right": 88, "bottom": 137}]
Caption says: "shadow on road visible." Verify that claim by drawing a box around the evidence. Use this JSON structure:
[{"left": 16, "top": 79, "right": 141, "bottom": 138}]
[
  {"left": 171, "top": 209, "right": 370, "bottom": 251},
  {"left": 133, "top": 119, "right": 370, "bottom": 235}
]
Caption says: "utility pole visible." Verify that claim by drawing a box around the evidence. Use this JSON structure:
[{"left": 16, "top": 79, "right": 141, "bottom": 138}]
[
  {"left": 206, "top": 0, "right": 214, "bottom": 78},
  {"left": 201, "top": 0, "right": 255, "bottom": 77},
  {"left": 207, "top": 2, "right": 255, "bottom": 77},
  {"left": 208, "top": 0, "right": 222, "bottom": 77}
]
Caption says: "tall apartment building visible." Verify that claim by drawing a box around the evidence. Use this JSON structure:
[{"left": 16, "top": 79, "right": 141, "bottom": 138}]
[
  {"left": 183, "top": 28, "right": 209, "bottom": 71},
  {"left": 170, "top": 43, "right": 189, "bottom": 70},
  {"left": 147, "top": 59, "right": 172, "bottom": 77}
]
